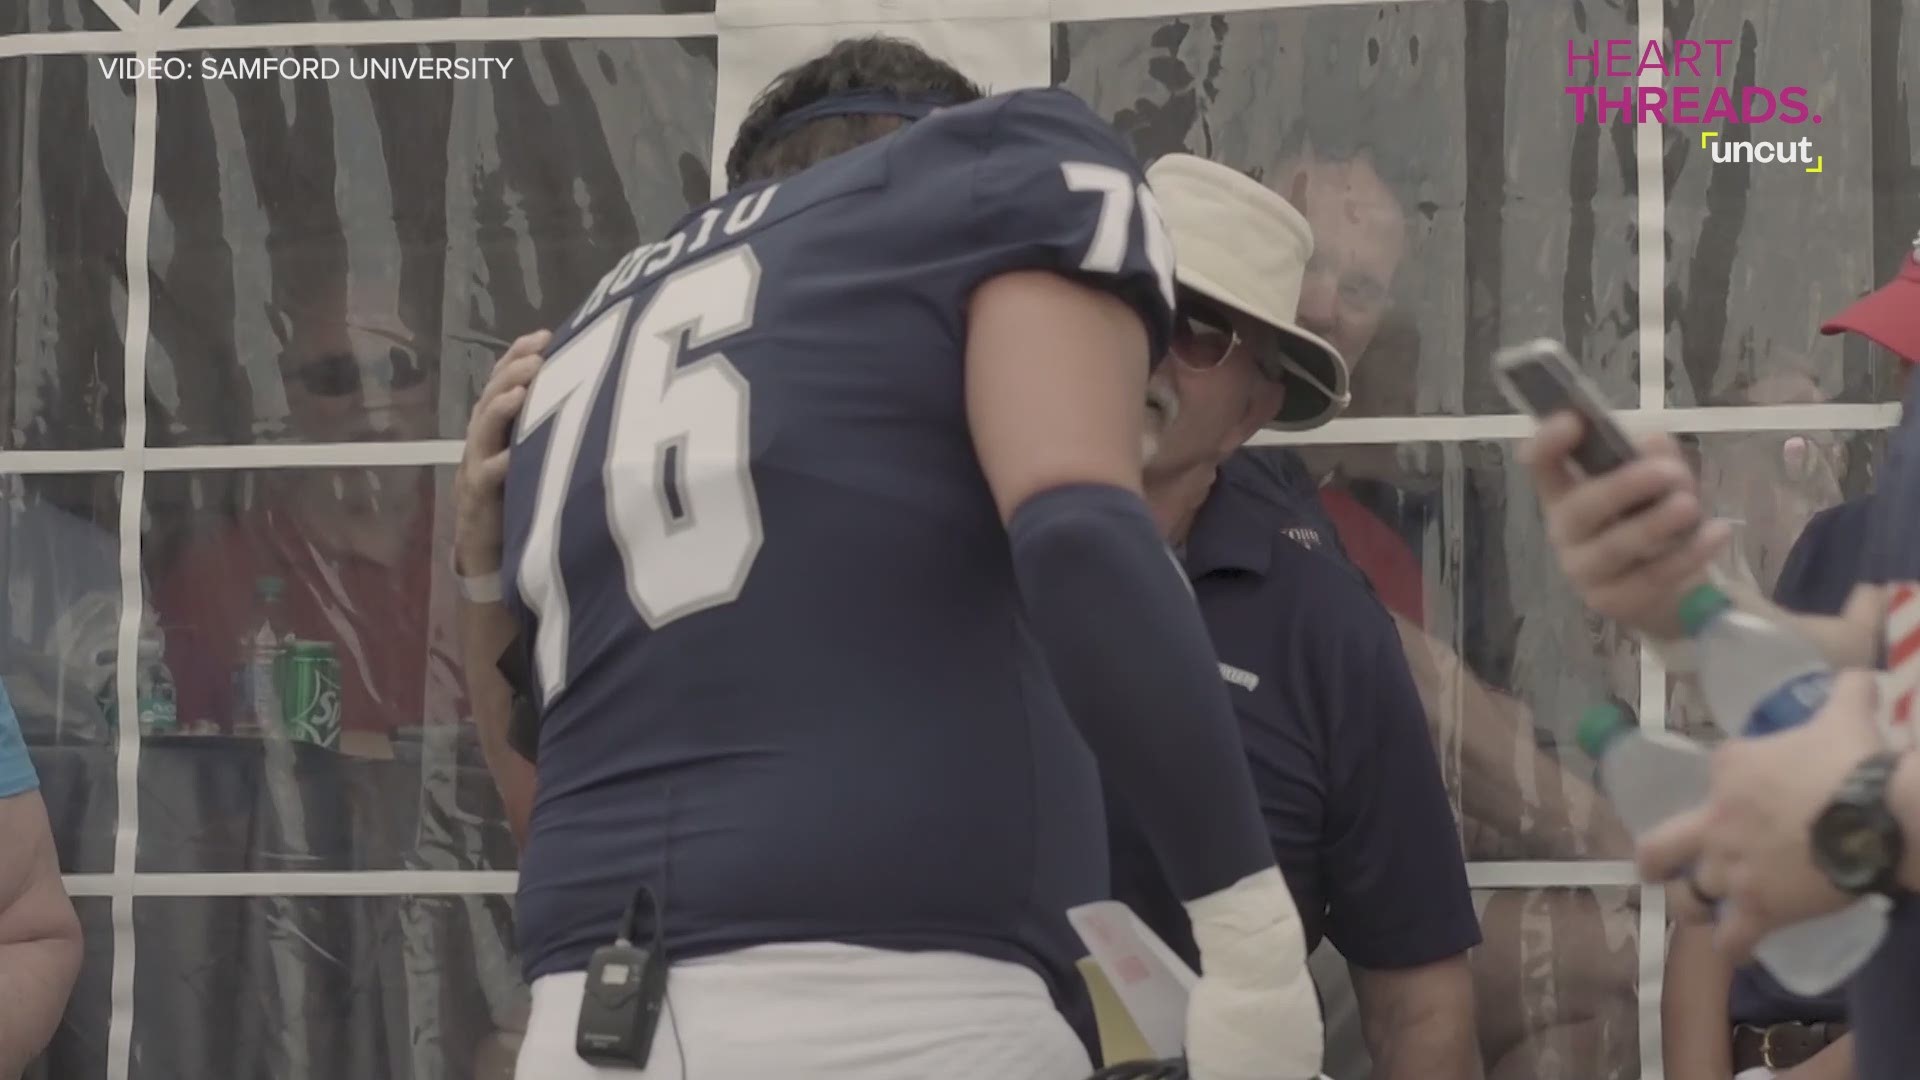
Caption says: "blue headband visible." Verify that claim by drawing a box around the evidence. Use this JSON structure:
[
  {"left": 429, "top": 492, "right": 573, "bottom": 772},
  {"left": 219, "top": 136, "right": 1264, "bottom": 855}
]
[{"left": 758, "top": 90, "right": 953, "bottom": 145}]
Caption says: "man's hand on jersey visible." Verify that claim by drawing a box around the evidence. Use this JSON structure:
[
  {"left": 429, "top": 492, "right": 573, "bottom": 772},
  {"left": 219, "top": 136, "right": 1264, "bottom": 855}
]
[
  {"left": 455, "top": 330, "right": 549, "bottom": 575},
  {"left": 1522, "top": 411, "right": 1731, "bottom": 640},
  {"left": 1637, "top": 670, "right": 1883, "bottom": 960}
]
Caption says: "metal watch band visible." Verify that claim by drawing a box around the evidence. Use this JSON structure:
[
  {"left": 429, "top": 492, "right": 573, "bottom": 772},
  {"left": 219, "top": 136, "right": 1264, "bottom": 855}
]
[{"left": 1821, "top": 751, "right": 1907, "bottom": 897}]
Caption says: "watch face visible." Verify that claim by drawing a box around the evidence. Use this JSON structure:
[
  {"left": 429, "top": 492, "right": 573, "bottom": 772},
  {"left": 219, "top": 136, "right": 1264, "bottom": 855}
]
[{"left": 1815, "top": 803, "right": 1896, "bottom": 893}]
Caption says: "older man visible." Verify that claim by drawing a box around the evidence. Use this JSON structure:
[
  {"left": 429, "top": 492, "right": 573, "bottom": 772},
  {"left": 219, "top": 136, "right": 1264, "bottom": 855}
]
[
  {"left": 1107, "top": 154, "right": 1483, "bottom": 1080},
  {"left": 0, "top": 676, "right": 82, "bottom": 1076}
]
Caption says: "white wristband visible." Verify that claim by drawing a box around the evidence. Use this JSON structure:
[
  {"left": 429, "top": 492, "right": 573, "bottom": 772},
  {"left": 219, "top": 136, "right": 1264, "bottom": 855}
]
[
  {"left": 451, "top": 552, "right": 504, "bottom": 604},
  {"left": 458, "top": 571, "right": 503, "bottom": 605}
]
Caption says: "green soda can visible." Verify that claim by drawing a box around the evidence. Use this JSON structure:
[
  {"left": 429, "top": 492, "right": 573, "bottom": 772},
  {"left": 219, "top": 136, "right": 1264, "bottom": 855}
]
[{"left": 277, "top": 641, "right": 343, "bottom": 749}]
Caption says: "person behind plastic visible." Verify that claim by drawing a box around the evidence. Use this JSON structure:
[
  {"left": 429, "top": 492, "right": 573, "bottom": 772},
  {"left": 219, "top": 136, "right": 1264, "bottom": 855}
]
[{"left": 0, "top": 676, "right": 82, "bottom": 1077}]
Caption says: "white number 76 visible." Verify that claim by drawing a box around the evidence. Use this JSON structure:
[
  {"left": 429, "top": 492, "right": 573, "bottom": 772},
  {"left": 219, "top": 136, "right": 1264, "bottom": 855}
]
[
  {"left": 1060, "top": 161, "right": 1176, "bottom": 312},
  {"left": 515, "top": 247, "right": 766, "bottom": 704}
]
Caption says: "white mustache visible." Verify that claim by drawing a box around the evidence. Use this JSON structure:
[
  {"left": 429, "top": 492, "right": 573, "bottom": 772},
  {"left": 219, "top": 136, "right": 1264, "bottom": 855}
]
[{"left": 1146, "top": 383, "right": 1180, "bottom": 424}]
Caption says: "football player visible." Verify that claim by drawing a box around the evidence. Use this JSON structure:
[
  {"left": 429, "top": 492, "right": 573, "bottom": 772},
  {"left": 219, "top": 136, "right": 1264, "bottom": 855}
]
[{"left": 454, "top": 37, "right": 1321, "bottom": 1080}]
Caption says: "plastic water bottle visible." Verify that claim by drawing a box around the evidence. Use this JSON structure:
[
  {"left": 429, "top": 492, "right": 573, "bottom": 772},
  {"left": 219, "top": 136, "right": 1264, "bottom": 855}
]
[
  {"left": 1576, "top": 703, "right": 1885, "bottom": 994},
  {"left": 1676, "top": 583, "right": 1891, "bottom": 994},
  {"left": 1576, "top": 704, "right": 1712, "bottom": 835},
  {"left": 231, "top": 576, "right": 290, "bottom": 736},
  {"left": 1680, "top": 582, "right": 1833, "bottom": 737},
  {"left": 55, "top": 593, "right": 179, "bottom": 741},
  {"left": 100, "top": 636, "right": 180, "bottom": 738}
]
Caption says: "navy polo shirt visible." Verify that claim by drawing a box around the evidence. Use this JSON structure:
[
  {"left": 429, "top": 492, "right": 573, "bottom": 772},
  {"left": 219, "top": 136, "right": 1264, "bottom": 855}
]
[
  {"left": 1726, "top": 496, "right": 1871, "bottom": 1025},
  {"left": 1108, "top": 451, "right": 1481, "bottom": 973},
  {"left": 1775, "top": 498, "right": 1876, "bottom": 615}
]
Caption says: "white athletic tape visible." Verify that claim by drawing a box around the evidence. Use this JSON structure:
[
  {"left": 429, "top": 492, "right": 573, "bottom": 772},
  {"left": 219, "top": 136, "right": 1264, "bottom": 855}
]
[{"left": 1183, "top": 867, "right": 1323, "bottom": 1080}]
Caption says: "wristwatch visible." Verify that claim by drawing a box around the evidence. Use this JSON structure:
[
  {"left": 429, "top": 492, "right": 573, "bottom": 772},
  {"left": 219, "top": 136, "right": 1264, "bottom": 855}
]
[{"left": 1811, "top": 751, "right": 1909, "bottom": 898}]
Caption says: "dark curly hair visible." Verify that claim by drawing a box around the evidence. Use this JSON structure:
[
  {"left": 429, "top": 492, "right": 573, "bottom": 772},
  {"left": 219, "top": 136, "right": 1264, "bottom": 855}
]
[{"left": 726, "top": 36, "right": 985, "bottom": 190}]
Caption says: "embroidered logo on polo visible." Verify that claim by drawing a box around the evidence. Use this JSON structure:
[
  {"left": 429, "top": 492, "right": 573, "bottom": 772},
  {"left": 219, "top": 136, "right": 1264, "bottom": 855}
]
[
  {"left": 1282, "top": 526, "right": 1323, "bottom": 551},
  {"left": 1219, "top": 663, "right": 1260, "bottom": 692}
]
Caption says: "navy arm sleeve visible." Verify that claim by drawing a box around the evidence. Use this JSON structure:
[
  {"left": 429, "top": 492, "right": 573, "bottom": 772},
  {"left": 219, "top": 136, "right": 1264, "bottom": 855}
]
[
  {"left": 1010, "top": 486, "right": 1274, "bottom": 903},
  {"left": 947, "top": 94, "right": 1269, "bottom": 901},
  {"left": 965, "top": 88, "right": 1178, "bottom": 363},
  {"left": 1308, "top": 591, "right": 1480, "bottom": 970}
]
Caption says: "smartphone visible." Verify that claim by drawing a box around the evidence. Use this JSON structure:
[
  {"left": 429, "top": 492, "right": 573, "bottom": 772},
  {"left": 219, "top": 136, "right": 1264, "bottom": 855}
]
[{"left": 1493, "top": 338, "right": 1638, "bottom": 476}]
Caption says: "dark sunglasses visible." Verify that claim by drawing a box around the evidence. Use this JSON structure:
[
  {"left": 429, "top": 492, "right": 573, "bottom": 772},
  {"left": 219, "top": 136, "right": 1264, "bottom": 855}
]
[
  {"left": 1172, "top": 291, "right": 1238, "bottom": 368},
  {"left": 1173, "top": 289, "right": 1288, "bottom": 383}
]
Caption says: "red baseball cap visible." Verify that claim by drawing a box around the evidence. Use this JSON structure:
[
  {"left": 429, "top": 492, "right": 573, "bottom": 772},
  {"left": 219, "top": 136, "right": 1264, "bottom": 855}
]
[{"left": 1821, "top": 231, "right": 1920, "bottom": 363}]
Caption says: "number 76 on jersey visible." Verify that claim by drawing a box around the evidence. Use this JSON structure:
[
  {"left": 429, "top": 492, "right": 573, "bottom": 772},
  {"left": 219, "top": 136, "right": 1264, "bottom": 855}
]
[{"left": 508, "top": 159, "right": 1172, "bottom": 705}]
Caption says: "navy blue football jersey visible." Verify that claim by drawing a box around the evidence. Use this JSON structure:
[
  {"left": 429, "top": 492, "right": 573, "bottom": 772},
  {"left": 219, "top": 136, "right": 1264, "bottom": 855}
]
[{"left": 499, "top": 87, "right": 1176, "bottom": 1005}]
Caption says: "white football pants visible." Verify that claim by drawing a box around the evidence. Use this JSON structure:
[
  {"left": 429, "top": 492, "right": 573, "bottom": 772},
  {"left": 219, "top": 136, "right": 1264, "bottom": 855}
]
[{"left": 516, "top": 942, "right": 1093, "bottom": 1080}]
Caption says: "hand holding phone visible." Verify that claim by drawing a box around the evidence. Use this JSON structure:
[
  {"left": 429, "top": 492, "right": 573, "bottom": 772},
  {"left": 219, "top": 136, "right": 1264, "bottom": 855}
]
[
  {"left": 1497, "top": 338, "right": 1729, "bottom": 645},
  {"left": 1493, "top": 338, "right": 1638, "bottom": 476}
]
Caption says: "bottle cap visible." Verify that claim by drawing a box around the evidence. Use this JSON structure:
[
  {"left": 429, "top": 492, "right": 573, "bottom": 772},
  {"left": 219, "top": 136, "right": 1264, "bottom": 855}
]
[
  {"left": 1577, "top": 703, "right": 1633, "bottom": 758},
  {"left": 1676, "top": 583, "right": 1732, "bottom": 636}
]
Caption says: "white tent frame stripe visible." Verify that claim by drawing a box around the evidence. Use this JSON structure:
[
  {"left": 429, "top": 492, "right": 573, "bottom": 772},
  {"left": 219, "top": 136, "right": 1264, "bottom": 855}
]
[{"left": 3, "top": 2, "right": 1886, "bottom": 1077}]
